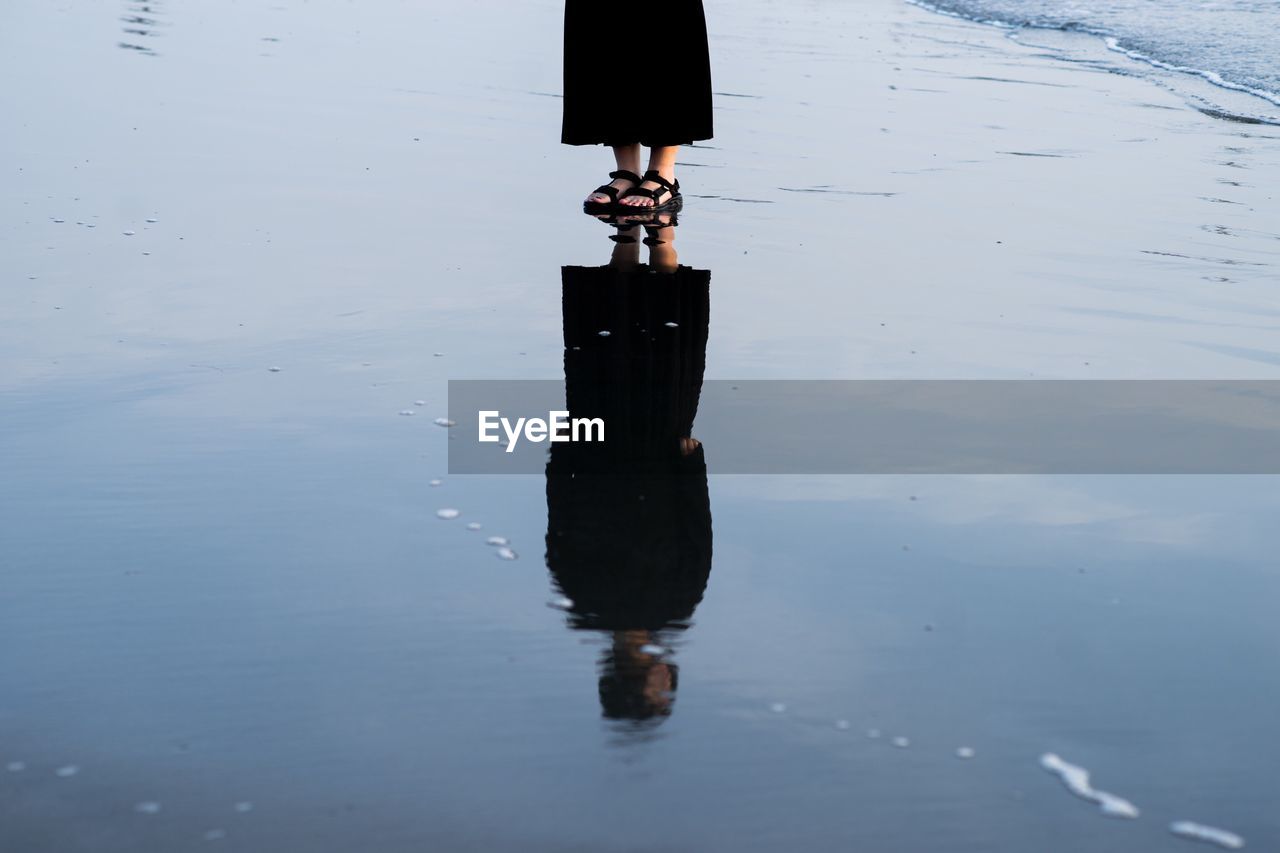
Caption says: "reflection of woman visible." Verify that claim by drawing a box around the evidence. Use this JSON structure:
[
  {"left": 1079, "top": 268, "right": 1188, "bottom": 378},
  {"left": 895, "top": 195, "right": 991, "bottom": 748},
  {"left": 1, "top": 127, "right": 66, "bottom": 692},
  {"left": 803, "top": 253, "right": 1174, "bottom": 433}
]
[
  {"left": 546, "top": 222, "right": 712, "bottom": 726},
  {"left": 564, "top": 3, "right": 713, "bottom": 212}
]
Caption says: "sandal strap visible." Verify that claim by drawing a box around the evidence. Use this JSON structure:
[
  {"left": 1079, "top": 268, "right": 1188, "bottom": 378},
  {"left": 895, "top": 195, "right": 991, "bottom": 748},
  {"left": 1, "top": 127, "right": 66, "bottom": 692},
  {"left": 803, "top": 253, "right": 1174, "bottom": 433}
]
[
  {"left": 641, "top": 170, "right": 679, "bottom": 194},
  {"left": 591, "top": 184, "right": 621, "bottom": 202},
  {"left": 620, "top": 185, "right": 658, "bottom": 200},
  {"left": 609, "top": 169, "right": 643, "bottom": 184}
]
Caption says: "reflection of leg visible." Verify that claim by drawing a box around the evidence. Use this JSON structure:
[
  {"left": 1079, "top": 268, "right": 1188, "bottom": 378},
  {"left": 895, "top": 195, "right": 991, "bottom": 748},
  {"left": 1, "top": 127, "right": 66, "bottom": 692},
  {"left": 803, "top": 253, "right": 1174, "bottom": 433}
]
[
  {"left": 584, "top": 144, "right": 643, "bottom": 206},
  {"left": 646, "top": 222, "right": 678, "bottom": 273},
  {"left": 609, "top": 225, "right": 640, "bottom": 270}
]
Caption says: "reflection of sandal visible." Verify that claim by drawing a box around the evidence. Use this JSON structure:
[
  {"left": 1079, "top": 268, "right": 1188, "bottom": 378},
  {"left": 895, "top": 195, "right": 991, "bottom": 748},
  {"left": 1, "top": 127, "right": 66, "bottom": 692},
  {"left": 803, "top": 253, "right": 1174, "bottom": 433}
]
[
  {"left": 583, "top": 169, "right": 643, "bottom": 212},
  {"left": 619, "top": 170, "right": 682, "bottom": 211},
  {"left": 615, "top": 207, "right": 680, "bottom": 229},
  {"left": 608, "top": 226, "right": 639, "bottom": 244}
]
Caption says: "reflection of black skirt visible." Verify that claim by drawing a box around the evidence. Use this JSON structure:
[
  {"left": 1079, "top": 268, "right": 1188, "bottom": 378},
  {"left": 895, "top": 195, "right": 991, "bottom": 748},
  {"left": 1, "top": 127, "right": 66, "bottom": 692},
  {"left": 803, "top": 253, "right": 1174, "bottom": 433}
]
[
  {"left": 562, "top": 1, "right": 713, "bottom": 146},
  {"left": 545, "top": 264, "right": 713, "bottom": 632}
]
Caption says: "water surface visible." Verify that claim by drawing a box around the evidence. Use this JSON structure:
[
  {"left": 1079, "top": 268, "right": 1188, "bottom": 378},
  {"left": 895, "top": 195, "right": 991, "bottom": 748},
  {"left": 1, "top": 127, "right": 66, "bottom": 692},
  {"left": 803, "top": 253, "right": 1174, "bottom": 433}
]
[{"left": 3, "top": 0, "right": 1280, "bottom": 850}]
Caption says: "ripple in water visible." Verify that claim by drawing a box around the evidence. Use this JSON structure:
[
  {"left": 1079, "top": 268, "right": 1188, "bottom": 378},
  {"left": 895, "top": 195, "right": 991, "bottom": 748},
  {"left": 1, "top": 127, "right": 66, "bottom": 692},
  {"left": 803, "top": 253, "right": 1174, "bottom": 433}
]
[{"left": 1039, "top": 753, "right": 1139, "bottom": 819}]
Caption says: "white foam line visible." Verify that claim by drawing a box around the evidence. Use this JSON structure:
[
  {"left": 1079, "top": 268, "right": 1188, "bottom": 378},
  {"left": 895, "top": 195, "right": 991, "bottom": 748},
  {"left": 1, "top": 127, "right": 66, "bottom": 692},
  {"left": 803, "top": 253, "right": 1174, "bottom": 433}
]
[
  {"left": 1101, "top": 37, "right": 1280, "bottom": 108},
  {"left": 1040, "top": 753, "right": 1140, "bottom": 819},
  {"left": 1170, "top": 821, "right": 1245, "bottom": 850}
]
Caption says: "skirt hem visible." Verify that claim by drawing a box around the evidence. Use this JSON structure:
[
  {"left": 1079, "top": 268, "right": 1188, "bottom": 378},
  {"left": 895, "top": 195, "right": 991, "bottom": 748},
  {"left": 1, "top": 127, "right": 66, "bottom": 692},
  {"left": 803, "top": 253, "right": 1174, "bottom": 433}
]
[{"left": 560, "top": 134, "right": 714, "bottom": 148}]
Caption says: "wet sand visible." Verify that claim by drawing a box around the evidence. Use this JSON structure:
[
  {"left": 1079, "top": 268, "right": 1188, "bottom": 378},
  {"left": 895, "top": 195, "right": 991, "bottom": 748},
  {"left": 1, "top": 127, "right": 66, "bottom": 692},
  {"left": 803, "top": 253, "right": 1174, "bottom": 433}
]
[{"left": 2, "top": 0, "right": 1279, "bottom": 850}]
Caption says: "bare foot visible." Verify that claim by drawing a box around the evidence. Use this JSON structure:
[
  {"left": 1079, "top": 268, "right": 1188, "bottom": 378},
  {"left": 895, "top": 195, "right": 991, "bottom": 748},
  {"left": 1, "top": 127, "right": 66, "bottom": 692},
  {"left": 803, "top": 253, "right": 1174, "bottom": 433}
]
[{"left": 620, "top": 170, "right": 679, "bottom": 208}]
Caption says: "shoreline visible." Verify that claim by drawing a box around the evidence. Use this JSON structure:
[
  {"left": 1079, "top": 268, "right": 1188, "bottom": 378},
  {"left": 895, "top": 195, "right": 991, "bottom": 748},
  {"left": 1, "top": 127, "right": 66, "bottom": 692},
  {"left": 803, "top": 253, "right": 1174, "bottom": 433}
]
[{"left": 906, "top": 0, "right": 1280, "bottom": 124}]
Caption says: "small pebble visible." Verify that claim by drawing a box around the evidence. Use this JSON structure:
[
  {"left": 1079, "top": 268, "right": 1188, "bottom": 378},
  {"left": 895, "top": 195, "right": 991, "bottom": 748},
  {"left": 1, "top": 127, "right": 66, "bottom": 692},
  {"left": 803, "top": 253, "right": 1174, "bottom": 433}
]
[
  {"left": 956, "top": 747, "right": 976, "bottom": 759},
  {"left": 433, "top": 418, "right": 455, "bottom": 427},
  {"left": 549, "top": 596, "right": 574, "bottom": 610},
  {"left": 267, "top": 366, "right": 281, "bottom": 373},
  {"left": 123, "top": 230, "right": 135, "bottom": 236},
  {"left": 146, "top": 218, "right": 158, "bottom": 223},
  {"left": 485, "top": 536, "right": 509, "bottom": 546},
  {"left": 52, "top": 218, "right": 65, "bottom": 223},
  {"left": 436, "top": 508, "right": 460, "bottom": 520},
  {"left": 892, "top": 736, "right": 911, "bottom": 749},
  {"left": 597, "top": 330, "right": 611, "bottom": 337},
  {"left": 664, "top": 321, "right": 679, "bottom": 328},
  {"left": 399, "top": 410, "right": 416, "bottom": 416},
  {"left": 428, "top": 479, "right": 442, "bottom": 486},
  {"left": 495, "top": 547, "right": 518, "bottom": 561},
  {"left": 414, "top": 400, "right": 426, "bottom": 406},
  {"left": 134, "top": 801, "right": 162, "bottom": 815},
  {"left": 465, "top": 522, "right": 482, "bottom": 531},
  {"left": 55, "top": 765, "right": 80, "bottom": 777}
]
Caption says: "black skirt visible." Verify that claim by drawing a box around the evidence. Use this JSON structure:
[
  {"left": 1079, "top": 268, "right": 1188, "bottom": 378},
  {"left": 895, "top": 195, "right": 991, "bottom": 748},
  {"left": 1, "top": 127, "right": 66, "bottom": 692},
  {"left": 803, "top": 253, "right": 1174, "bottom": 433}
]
[{"left": 562, "top": 1, "right": 714, "bottom": 147}]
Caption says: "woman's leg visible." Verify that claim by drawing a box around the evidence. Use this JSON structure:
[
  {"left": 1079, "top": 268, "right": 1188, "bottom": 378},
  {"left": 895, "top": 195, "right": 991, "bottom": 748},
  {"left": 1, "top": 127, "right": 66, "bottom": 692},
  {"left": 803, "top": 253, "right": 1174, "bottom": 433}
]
[
  {"left": 585, "top": 144, "right": 642, "bottom": 205},
  {"left": 620, "top": 145, "right": 679, "bottom": 208}
]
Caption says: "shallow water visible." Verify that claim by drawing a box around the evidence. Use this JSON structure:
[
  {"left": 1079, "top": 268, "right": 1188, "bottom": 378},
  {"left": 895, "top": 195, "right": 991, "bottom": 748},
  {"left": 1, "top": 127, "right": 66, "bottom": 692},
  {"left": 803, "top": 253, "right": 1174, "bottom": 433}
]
[{"left": 3, "top": 0, "right": 1280, "bottom": 850}]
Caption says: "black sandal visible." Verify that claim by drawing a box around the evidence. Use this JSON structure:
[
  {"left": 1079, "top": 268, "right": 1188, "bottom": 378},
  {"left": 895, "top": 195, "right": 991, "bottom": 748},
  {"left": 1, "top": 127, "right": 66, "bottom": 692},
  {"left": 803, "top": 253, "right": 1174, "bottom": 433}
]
[
  {"left": 619, "top": 170, "right": 683, "bottom": 212},
  {"left": 584, "top": 169, "right": 643, "bottom": 212}
]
